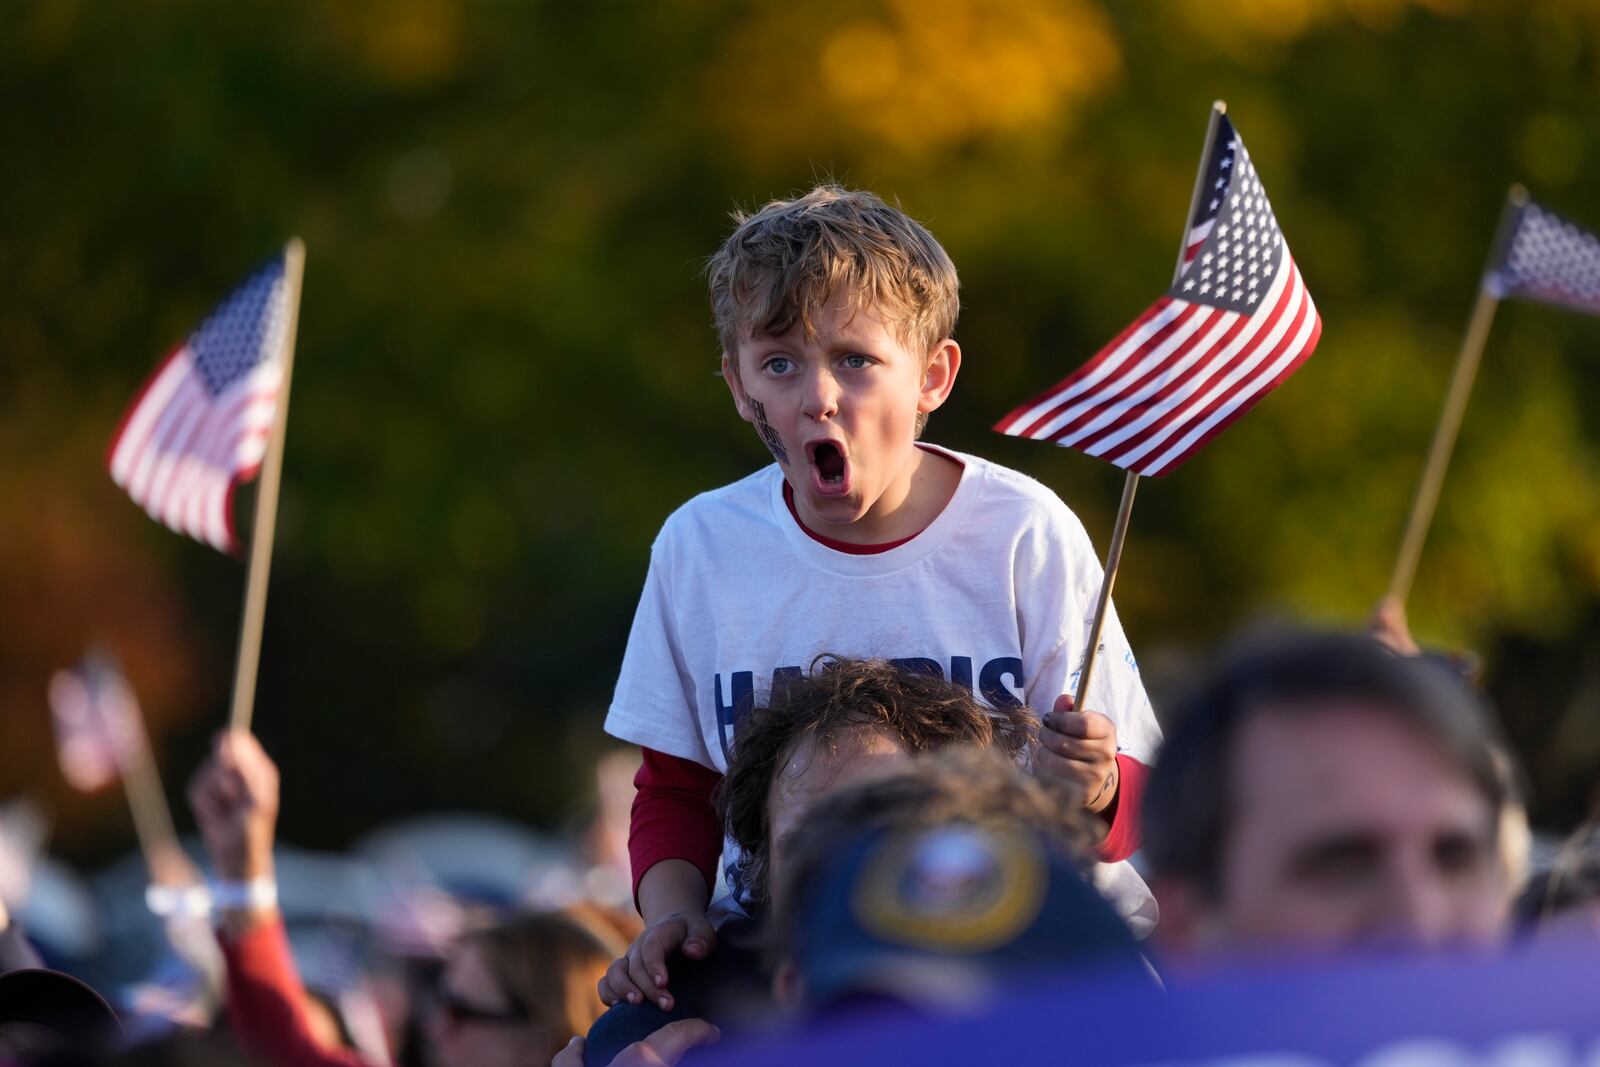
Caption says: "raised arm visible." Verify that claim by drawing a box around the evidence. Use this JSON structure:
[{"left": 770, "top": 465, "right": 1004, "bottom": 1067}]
[{"left": 189, "top": 731, "right": 369, "bottom": 1067}]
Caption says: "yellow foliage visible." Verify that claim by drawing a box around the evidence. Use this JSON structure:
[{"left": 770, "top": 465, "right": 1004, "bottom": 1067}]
[
  {"left": 711, "top": 0, "right": 1121, "bottom": 161},
  {"left": 1166, "top": 0, "right": 1464, "bottom": 55}
]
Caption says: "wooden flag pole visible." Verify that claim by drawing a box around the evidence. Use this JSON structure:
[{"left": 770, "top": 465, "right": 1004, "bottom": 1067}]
[
  {"left": 1072, "top": 470, "right": 1140, "bottom": 713},
  {"left": 120, "top": 748, "right": 176, "bottom": 859},
  {"left": 1073, "top": 101, "right": 1226, "bottom": 713},
  {"left": 83, "top": 650, "right": 194, "bottom": 888},
  {"left": 122, "top": 748, "right": 209, "bottom": 900},
  {"left": 228, "top": 238, "right": 305, "bottom": 733},
  {"left": 1386, "top": 186, "right": 1526, "bottom": 606},
  {"left": 120, "top": 736, "right": 190, "bottom": 883}
]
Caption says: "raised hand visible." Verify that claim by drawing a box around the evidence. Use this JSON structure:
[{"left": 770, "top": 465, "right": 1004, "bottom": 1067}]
[{"left": 186, "top": 730, "right": 280, "bottom": 884}]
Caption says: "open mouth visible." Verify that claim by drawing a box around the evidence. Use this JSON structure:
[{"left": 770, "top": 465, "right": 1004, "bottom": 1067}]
[{"left": 807, "top": 440, "right": 850, "bottom": 496}]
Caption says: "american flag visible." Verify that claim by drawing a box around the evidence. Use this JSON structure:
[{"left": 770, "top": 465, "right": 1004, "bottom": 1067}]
[
  {"left": 48, "top": 654, "right": 147, "bottom": 792},
  {"left": 1485, "top": 198, "right": 1600, "bottom": 317},
  {"left": 995, "top": 115, "right": 1322, "bottom": 477},
  {"left": 108, "top": 253, "right": 292, "bottom": 553}
]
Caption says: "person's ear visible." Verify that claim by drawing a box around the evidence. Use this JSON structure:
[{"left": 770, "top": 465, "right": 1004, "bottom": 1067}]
[
  {"left": 723, "top": 354, "right": 754, "bottom": 423},
  {"left": 917, "top": 339, "right": 961, "bottom": 416},
  {"left": 772, "top": 958, "right": 804, "bottom": 1012}
]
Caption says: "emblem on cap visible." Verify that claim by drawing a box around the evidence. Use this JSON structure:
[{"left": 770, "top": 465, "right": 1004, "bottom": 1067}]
[{"left": 852, "top": 825, "right": 1047, "bottom": 953}]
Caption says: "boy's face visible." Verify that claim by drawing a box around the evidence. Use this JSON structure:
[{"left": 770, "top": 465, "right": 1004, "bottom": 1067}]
[{"left": 723, "top": 300, "right": 960, "bottom": 541}]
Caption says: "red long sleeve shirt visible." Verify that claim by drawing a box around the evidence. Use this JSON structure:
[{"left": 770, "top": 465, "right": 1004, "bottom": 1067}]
[
  {"left": 217, "top": 916, "right": 375, "bottom": 1067},
  {"left": 629, "top": 749, "right": 724, "bottom": 901}
]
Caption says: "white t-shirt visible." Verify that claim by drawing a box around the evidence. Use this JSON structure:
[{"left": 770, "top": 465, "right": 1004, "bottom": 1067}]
[{"left": 605, "top": 445, "right": 1163, "bottom": 927}]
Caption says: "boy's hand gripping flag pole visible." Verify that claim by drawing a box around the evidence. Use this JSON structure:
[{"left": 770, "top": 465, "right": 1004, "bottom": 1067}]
[
  {"left": 108, "top": 239, "right": 307, "bottom": 732},
  {"left": 1387, "top": 186, "right": 1600, "bottom": 606},
  {"left": 995, "top": 101, "right": 1321, "bottom": 712}
]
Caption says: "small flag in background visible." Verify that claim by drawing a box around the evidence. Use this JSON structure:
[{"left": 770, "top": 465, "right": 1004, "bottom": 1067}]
[
  {"left": 48, "top": 653, "right": 147, "bottom": 792},
  {"left": 1485, "top": 199, "right": 1600, "bottom": 317},
  {"left": 108, "top": 253, "right": 291, "bottom": 553},
  {"left": 995, "top": 114, "right": 1321, "bottom": 477}
]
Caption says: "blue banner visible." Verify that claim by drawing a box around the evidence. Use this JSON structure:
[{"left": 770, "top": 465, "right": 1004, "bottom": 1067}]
[{"left": 707, "top": 944, "right": 1600, "bottom": 1066}]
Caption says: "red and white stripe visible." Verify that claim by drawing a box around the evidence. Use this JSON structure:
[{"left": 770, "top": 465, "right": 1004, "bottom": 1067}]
[
  {"left": 107, "top": 349, "right": 281, "bottom": 553},
  {"left": 994, "top": 251, "right": 1320, "bottom": 477},
  {"left": 1183, "top": 218, "right": 1214, "bottom": 265},
  {"left": 48, "top": 665, "right": 145, "bottom": 792}
]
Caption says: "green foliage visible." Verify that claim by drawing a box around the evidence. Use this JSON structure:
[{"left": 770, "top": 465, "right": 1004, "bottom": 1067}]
[{"left": 5, "top": 0, "right": 1600, "bottom": 854}]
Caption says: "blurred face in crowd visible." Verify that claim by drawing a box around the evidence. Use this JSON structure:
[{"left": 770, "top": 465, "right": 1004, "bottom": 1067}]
[
  {"left": 767, "top": 728, "right": 911, "bottom": 889},
  {"left": 427, "top": 941, "right": 547, "bottom": 1067},
  {"left": 1164, "top": 703, "right": 1505, "bottom": 956}
]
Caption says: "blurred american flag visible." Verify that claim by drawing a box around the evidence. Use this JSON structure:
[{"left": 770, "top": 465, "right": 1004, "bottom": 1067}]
[
  {"left": 48, "top": 653, "right": 146, "bottom": 792},
  {"left": 108, "top": 253, "right": 291, "bottom": 553},
  {"left": 1486, "top": 198, "right": 1600, "bottom": 317}
]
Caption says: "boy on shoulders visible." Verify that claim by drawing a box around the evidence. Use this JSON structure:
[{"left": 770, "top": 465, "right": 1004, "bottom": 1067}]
[{"left": 602, "top": 185, "right": 1162, "bottom": 1012}]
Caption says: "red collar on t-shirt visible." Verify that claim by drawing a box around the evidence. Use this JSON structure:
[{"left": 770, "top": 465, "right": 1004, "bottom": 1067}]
[{"left": 780, "top": 448, "right": 965, "bottom": 555}]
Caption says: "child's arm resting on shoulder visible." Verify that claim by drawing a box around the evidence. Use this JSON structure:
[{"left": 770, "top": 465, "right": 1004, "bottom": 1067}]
[
  {"left": 601, "top": 861, "right": 717, "bottom": 1013},
  {"left": 600, "top": 749, "right": 723, "bottom": 1013}
]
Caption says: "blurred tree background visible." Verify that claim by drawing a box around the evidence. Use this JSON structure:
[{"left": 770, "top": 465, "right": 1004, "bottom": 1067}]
[{"left": 3, "top": 0, "right": 1599, "bottom": 863}]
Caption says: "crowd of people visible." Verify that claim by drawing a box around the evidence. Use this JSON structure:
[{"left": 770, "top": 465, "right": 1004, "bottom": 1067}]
[
  {"left": 6, "top": 634, "right": 1597, "bottom": 1064},
  {"left": 6, "top": 186, "right": 1600, "bottom": 1063}
]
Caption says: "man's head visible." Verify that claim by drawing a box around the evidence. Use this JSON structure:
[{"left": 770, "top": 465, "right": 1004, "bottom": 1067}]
[
  {"left": 708, "top": 186, "right": 962, "bottom": 537},
  {"left": 721, "top": 656, "right": 1035, "bottom": 908},
  {"left": 1144, "top": 631, "right": 1509, "bottom": 959},
  {"left": 768, "top": 747, "right": 1138, "bottom": 1015}
]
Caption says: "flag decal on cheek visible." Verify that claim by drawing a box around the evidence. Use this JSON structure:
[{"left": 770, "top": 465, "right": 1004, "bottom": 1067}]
[{"left": 751, "top": 399, "right": 789, "bottom": 464}]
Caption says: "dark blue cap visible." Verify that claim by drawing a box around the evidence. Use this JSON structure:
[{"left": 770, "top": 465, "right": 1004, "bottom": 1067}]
[{"left": 791, "top": 824, "right": 1146, "bottom": 1012}]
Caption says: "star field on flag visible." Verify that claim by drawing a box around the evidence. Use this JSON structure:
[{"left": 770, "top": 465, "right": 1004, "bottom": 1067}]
[{"left": 1485, "top": 199, "right": 1600, "bottom": 317}]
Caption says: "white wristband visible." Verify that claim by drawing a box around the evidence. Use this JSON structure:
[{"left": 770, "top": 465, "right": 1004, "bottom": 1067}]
[
  {"left": 209, "top": 878, "right": 278, "bottom": 912},
  {"left": 145, "top": 883, "right": 214, "bottom": 919}
]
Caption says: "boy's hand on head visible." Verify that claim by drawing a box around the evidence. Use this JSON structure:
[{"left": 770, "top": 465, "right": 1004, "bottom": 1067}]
[
  {"left": 1037, "top": 694, "right": 1120, "bottom": 815},
  {"left": 598, "top": 910, "right": 717, "bottom": 1012}
]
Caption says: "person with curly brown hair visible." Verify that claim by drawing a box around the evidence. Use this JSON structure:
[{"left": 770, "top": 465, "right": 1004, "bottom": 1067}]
[{"left": 577, "top": 656, "right": 1041, "bottom": 1066}]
